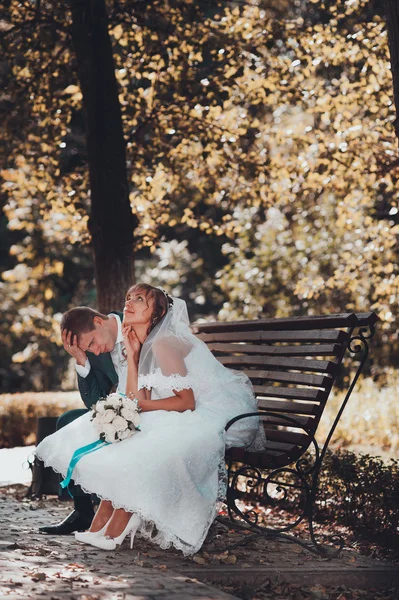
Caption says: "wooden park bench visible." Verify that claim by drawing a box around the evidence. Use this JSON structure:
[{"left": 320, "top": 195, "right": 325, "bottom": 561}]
[{"left": 194, "top": 311, "right": 378, "bottom": 556}]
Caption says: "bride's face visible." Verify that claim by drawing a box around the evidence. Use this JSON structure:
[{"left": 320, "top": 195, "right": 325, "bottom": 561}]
[{"left": 123, "top": 286, "right": 154, "bottom": 326}]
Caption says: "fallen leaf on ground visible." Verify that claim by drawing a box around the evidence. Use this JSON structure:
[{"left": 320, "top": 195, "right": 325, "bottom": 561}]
[
  {"left": 134, "top": 559, "right": 144, "bottom": 567},
  {"left": 348, "top": 555, "right": 357, "bottom": 563},
  {"left": 222, "top": 554, "right": 237, "bottom": 564},
  {"left": 31, "top": 572, "right": 46, "bottom": 582}
]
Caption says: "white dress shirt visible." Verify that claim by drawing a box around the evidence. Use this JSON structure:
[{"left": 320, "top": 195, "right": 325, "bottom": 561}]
[{"left": 75, "top": 314, "right": 127, "bottom": 393}]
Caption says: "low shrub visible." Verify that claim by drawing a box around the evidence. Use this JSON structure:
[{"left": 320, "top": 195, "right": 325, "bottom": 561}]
[
  {"left": 0, "top": 392, "right": 81, "bottom": 448},
  {"left": 232, "top": 449, "right": 399, "bottom": 550},
  {"left": 316, "top": 449, "right": 399, "bottom": 546}
]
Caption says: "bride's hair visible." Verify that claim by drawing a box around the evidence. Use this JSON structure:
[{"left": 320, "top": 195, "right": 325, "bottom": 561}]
[{"left": 128, "top": 284, "right": 173, "bottom": 335}]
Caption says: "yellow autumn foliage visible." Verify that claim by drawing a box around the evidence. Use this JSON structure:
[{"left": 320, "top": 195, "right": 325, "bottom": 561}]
[{"left": 1, "top": 0, "right": 399, "bottom": 391}]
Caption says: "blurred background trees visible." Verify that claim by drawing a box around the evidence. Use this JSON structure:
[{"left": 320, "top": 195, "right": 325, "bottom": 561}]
[{"left": 1, "top": 0, "right": 398, "bottom": 392}]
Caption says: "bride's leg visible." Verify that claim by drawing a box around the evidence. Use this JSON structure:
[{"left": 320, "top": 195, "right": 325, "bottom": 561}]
[
  {"left": 104, "top": 507, "right": 133, "bottom": 538},
  {"left": 89, "top": 500, "right": 114, "bottom": 532}
]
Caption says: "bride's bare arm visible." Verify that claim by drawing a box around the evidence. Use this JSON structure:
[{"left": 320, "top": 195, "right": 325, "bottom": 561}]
[
  {"left": 124, "top": 329, "right": 195, "bottom": 412},
  {"left": 139, "top": 388, "right": 195, "bottom": 413},
  {"left": 139, "top": 337, "right": 195, "bottom": 412},
  {"left": 126, "top": 359, "right": 193, "bottom": 410},
  {"left": 126, "top": 354, "right": 194, "bottom": 411}
]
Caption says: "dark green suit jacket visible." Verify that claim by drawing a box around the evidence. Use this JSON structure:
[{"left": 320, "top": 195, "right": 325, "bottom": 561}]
[{"left": 77, "top": 311, "right": 123, "bottom": 409}]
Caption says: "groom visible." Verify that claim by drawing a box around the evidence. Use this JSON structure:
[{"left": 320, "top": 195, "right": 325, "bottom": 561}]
[{"left": 39, "top": 306, "right": 125, "bottom": 535}]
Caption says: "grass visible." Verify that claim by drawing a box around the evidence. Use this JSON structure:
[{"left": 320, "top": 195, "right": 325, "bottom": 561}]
[{"left": 319, "top": 373, "right": 399, "bottom": 459}]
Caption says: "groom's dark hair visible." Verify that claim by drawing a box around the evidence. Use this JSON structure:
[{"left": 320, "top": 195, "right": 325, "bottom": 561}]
[{"left": 61, "top": 307, "right": 109, "bottom": 341}]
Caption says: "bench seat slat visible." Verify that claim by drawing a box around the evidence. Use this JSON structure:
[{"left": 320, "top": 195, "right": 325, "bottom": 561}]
[
  {"left": 219, "top": 355, "right": 338, "bottom": 374},
  {"left": 244, "top": 370, "right": 331, "bottom": 388},
  {"left": 198, "top": 330, "right": 349, "bottom": 344},
  {"left": 253, "top": 385, "right": 327, "bottom": 402},
  {"left": 252, "top": 449, "right": 282, "bottom": 457},
  {"left": 227, "top": 443, "right": 316, "bottom": 469},
  {"left": 257, "top": 399, "right": 321, "bottom": 416},
  {"left": 226, "top": 447, "right": 290, "bottom": 469},
  {"left": 208, "top": 342, "right": 342, "bottom": 356},
  {"left": 264, "top": 440, "right": 298, "bottom": 453}
]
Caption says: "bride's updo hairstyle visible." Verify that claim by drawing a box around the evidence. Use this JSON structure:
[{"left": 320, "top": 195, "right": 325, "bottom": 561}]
[{"left": 128, "top": 283, "right": 173, "bottom": 335}]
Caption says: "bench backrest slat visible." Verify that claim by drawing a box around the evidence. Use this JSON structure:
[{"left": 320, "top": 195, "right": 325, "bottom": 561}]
[
  {"left": 207, "top": 342, "right": 342, "bottom": 356},
  {"left": 195, "top": 312, "right": 358, "bottom": 332},
  {"left": 252, "top": 385, "right": 327, "bottom": 402},
  {"left": 218, "top": 355, "right": 338, "bottom": 374},
  {"left": 257, "top": 398, "right": 321, "bottom": 416},
  {"left": 241, "top": 369, "right": 332, "bottom": 387},
  {"left": 265, "top": 429, "right": 308, "bottom": 446},
  {"left": 261, "top": 413, "right": 315, "bottom": 427},
  {"left": 197, "top": 330, "right": 349, "bottom": 343}
]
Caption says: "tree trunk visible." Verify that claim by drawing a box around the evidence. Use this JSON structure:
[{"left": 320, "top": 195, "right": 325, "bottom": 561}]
[
  {"left": 70, "top": 0, "right": 138, "bottom": 313},
  {"left": 385, "top": 0, "right": 399, "bottom": 142}
]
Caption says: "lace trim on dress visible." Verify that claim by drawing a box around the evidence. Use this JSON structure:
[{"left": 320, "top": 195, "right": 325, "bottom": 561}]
[
  {"left": 217, "top": 458, "right": 228, "bottom": 504},
  {"left": 138, "top": 369, "right": 195, "bottom": 392},
  {"left": 35, "top": 446, "right": 222, "bottom": 557}
]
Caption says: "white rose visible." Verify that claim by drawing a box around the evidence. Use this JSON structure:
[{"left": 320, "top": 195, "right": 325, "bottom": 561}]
[
  {"left": 132, "top": 412, "right": 141, "bottom": 427},
  {"left": 119, "top": 428, "right": 132, "bottom": 441},
  {"left": 121, "top": 407, "right": 137, "bottom": 422},
  {"left": 95, "top": 402, "right": 106, "bottom": 414},
  {"left": 103, "top": 423, "right": 117, "bottom": 443},
  {"left": 102, "top": 409, "right": 115, "bottom": 424},
  {"left": 106, "top": 396, "right": 122, "bottom": 409},
  {"left": 112, "top": 415, "right": 128, "bottom": 432},
  {"left": 92, "top": 415, "right": 106, "bottom": 432},
  {"left": 122, "top": 397, "right": 138, "bottom": 411}
]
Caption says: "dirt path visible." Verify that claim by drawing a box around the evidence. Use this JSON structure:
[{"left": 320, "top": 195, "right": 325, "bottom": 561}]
[
  {"left": 0, "top": 491, "right": 237, "bottom": 600},
  {"left": 1, "top": 487, "right": 398, "bottom": 600}
]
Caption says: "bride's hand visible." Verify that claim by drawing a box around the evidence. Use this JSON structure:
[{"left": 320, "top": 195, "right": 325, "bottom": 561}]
[{"left": 122, "top": 323, "right": 141, "bottom": 363}]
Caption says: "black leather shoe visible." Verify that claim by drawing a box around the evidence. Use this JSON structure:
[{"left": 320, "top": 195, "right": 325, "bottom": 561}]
[{"left": 39, "top": 510, "right": 93, "bottom": 535}]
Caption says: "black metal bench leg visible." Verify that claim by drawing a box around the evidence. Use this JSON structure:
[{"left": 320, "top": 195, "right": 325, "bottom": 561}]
[{"left": 305, "top": 323, "right": 375, "bottom": 556}]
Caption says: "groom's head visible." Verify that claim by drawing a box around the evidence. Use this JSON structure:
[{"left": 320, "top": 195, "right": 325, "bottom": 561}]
[{"left": 61, "top": 307, "right": 116, "bottom": 355}]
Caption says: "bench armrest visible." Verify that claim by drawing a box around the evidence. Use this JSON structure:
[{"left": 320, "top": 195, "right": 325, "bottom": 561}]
[
  {"left": 225, "top": 410, "right": 313, "bottom": 436},
  {"left": 225, "top": 412, "right": 262, "bottom": 432}
]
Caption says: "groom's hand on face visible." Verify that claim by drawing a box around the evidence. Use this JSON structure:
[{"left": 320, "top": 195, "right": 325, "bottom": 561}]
[{"left": 61, "top": 328, "right": 87, "bottom": 367}]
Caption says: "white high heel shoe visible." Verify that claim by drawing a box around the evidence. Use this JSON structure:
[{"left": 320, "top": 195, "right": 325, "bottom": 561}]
[
  {"left": 75, "top": 522, "right": 108, "bottom": 544},
  {"left": 87, "top": 514, "right": 142, "bottom": 550}
]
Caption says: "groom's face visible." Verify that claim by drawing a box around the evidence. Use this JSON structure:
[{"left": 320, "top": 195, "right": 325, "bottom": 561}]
[{"left": 78, "top": 318, "right": 115, "bottom": 355}]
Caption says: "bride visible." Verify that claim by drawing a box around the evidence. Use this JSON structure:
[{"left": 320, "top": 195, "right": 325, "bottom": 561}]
[{"left": 35, "top": 284, "right": 264, "bottom": 555}]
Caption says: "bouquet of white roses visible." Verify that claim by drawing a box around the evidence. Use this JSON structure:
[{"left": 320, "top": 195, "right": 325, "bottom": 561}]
[{"left": 90, "top": 392, "right": 141, "bottom": 444}]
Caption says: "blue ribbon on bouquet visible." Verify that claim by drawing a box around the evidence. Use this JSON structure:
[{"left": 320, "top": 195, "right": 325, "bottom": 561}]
[{"left": 60, "top": 439, "right": 110, "bottom": 498}]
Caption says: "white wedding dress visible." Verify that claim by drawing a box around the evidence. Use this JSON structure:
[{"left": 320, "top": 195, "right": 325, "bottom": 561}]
[{"left": 36, "top": 300, "right": 264, "bottom": 555}]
